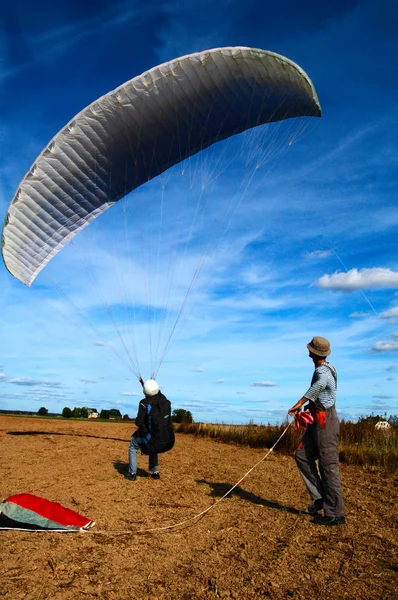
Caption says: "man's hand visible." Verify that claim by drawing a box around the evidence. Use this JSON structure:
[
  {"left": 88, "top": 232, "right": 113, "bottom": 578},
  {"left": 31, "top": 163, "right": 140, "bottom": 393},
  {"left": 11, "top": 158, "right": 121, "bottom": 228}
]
[
  {"left": 288, "top": 405, "right": 302, "bottom": 417},
  {"left": 288, "top": 397, "right": 307, "bottom": 417}
]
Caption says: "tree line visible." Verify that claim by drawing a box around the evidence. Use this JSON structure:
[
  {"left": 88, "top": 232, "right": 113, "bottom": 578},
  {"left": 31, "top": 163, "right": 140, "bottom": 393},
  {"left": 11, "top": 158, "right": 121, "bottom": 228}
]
[{"left": 37, "top": 406, "right": 194, "bottom": 423}]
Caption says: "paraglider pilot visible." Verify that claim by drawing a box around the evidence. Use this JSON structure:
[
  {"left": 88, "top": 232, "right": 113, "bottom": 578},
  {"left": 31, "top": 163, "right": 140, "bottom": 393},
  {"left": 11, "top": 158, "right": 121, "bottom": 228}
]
[
  {"left": 126, "top": 379, "right": 175, "bottom": 481},
  {"left": 288, "top": 337, "right": 345, "bottom": 526}
]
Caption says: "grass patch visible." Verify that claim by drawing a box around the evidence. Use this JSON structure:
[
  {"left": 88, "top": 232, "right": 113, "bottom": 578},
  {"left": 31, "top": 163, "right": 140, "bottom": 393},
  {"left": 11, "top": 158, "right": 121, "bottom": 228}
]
[{"left": 175, "top": 419, "right": 398, "bottom": 472}]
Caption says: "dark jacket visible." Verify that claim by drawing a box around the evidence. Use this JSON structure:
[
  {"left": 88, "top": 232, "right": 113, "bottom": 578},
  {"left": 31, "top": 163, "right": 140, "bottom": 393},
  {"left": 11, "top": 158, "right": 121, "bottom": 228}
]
[{"left": 133, "top": 391, "right": 175, "bottom": 455}]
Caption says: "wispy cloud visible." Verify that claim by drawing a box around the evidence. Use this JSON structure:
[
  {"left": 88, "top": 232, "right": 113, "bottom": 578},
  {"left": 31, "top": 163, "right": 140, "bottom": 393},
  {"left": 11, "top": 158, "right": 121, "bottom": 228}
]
[
  {"left": 304, "top": 250, "right": 333, "bottom": 260},
  {"left": 8, "top": 377, "right": 64, "bottom": 387},
  {"left": 250, "top": 381, "right": 279, "bottom": 388}
]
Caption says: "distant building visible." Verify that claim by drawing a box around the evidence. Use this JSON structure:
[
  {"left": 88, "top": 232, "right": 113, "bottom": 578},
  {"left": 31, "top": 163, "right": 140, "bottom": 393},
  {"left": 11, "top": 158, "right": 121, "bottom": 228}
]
[
  {"left": 375, "top": 420, "right": 391, "bottom": 430},
  {"left": 88, "top": 412, "right": 99, "bottom": 419}
]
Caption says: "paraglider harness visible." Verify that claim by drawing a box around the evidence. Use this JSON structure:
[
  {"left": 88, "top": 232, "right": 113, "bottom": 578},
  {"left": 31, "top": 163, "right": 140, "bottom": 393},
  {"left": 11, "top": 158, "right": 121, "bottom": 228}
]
[{"left": 133, "top": 391, "right": 175, "bottom": 455}]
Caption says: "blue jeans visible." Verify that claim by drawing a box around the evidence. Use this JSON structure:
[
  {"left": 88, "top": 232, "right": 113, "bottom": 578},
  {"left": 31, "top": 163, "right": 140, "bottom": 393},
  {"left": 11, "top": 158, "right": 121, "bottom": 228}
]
[{"left": 128, "top": 437, "right": 158, "bottom": 475}]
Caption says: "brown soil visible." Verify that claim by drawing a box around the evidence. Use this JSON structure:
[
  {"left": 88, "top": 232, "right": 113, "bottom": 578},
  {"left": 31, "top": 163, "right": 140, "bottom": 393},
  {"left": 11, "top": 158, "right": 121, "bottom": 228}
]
[{"left": 0, "top": 416, "right": 397, "bottom": 600}]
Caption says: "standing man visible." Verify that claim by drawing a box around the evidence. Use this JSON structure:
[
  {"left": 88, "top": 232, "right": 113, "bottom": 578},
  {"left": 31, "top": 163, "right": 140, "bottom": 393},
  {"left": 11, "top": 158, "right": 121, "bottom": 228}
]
[
  {"left": 126, "top": 379, "right": 175, "bottom": 481},
  {"left": 288, "top": 336, "right": 345, "bottom": 526}
]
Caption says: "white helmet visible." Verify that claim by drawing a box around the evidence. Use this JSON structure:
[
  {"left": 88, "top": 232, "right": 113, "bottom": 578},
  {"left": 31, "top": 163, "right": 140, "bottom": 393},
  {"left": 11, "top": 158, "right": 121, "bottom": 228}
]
[{"left": 143, "top": 379, "right": 159, "bottom": 397}]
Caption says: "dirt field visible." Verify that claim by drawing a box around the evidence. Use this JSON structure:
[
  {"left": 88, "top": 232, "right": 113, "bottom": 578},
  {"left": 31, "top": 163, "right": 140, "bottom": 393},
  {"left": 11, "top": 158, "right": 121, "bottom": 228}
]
[{"left": 0, "top": 416, "right": 397, "bottom": 600}]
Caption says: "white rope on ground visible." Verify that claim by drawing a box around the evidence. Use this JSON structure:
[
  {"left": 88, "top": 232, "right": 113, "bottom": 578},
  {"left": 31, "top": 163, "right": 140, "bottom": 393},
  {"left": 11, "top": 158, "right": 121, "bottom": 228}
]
[{"left": 90, "top": 417, "right": 294, "bottom": 537}]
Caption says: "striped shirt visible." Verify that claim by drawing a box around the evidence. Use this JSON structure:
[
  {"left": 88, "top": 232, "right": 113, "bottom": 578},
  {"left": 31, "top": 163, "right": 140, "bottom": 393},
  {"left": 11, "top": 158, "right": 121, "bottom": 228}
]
[{"left": 304, "top": 362, "right": 337, "bottom": 409}]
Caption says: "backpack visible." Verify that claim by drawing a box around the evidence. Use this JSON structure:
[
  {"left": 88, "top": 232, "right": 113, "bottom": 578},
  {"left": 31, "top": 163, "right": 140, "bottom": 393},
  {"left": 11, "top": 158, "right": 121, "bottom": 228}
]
[{"left": 140, "top": 393, "right": 175, "bottom": 455}]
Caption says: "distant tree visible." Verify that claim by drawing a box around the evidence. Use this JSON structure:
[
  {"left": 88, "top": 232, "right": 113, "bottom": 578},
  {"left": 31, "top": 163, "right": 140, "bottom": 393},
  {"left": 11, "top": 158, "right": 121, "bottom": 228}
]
[
  {"left": 88, "top": 407, "right": 98, "bottom": 415},
  {"left": 37, "top": 407, "right": 48, "bottom": 416},
  {"left": 98, "top": 408, "right": 122, "bottom": 419},
  {"left": 123, "top": 414, "right": 130, "bottom": 420},
  {"left": 109, "top": 409, "right": 122, "bottom": 418},
  {"left": 172, "top": 409, "right": 193, "bottom": 423},
  {"left": 72, "top": 407, "right": 89, "bottom": 418},
  {"left": 388, "top": 415, "right": 398, "bottom": 426},
  {"left": 62, "top": 407, "right": 73, "bottom": 418},
  {"left": 358, "top": 414, "right": 384, "bottom": 425}
]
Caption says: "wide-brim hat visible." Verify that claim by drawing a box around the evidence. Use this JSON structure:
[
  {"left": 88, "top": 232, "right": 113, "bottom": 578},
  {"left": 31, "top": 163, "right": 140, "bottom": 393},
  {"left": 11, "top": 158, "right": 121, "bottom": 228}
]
[{"left": 307, "top": 336, "right": 331, "bottom": 357}]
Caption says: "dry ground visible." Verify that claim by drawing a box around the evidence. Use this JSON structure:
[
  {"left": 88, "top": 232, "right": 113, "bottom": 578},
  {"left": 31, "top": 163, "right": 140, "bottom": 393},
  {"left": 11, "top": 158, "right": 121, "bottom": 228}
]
[{"left": 0, "top": 416, "right": 397, "bottom": 600}]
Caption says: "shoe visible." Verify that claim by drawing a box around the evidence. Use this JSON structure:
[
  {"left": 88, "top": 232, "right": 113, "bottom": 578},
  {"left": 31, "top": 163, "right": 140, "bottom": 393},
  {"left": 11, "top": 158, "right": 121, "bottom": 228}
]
[
  {"left": 125, "top": 473, "right": 137, "bottom": 481},
  {"left": 308, "top": 498, "right": 323, "bottom": 515},
  {"left": 151, "top": 472, "right": 160, "bottom": 480},
  {"left": 312, "top": 515, "right": 345, "bottom": 526}
]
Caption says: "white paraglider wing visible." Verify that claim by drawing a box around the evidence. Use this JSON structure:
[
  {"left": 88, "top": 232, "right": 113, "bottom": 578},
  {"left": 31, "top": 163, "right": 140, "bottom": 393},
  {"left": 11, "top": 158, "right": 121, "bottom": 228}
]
[{"left": 1, "top": 46, "right": 321, "bottom": 287}]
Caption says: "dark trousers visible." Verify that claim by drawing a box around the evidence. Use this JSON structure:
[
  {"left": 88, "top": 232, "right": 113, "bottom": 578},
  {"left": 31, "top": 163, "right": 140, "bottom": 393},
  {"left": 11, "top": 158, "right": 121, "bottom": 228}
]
[{"left": 295, "top": 405, "right": 344, "bottom": 518}]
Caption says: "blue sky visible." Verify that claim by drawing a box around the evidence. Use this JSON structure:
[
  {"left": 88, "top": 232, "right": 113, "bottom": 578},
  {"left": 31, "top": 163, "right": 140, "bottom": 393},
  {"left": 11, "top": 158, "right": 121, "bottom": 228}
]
[{"left": 1, "top": 0, "right": 397, "bottom": 424}]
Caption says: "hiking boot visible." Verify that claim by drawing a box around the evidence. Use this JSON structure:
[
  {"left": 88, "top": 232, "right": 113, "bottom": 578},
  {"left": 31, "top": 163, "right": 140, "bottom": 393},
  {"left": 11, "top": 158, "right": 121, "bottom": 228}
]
[
  {"left": 308, "top": 498, "right": 323, "bottom": 515},
  {"left": 125, "top": 473, "right": 137, "bottom": 481},
  {"left": 151, "top": 472, "right": 160, "bottom": 480},
  {"left": 312, "top": 515, "right": 345, "bottom": 526}
]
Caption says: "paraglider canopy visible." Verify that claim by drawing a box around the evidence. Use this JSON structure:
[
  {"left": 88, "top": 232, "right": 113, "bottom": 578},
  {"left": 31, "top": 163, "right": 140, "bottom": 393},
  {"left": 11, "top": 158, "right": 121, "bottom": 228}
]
[{"left": 1, "top": 46, "right": 321, "bottom": 287}]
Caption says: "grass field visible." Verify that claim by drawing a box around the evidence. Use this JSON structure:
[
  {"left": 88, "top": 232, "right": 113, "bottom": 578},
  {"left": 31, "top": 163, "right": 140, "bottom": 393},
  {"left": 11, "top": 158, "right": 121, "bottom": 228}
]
[{"left": 175, "top": 417, "right": 398, "bottom": 472}]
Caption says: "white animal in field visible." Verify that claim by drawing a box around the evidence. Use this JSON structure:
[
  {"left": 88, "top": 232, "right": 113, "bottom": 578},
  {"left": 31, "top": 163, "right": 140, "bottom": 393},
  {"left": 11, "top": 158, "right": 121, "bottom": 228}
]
[{"left": 375, "top": 420, "right": 391, "bottom": 430}]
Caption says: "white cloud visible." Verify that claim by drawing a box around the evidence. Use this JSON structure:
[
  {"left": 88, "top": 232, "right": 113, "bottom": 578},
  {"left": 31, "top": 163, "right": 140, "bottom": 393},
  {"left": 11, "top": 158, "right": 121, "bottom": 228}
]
[
  {"left": 380, "top": 307, "right": 398, "bottom": 319},
  {"left": 371, "top": 340, "right": 398, "bottom": 353},
  {"left": 349, "top": 312, "right": 369, "bottom": 318},
  {"left": 120, "top": 391, "right": 140, "bottom": 396},
  {"left": 316, "top": 268, "right": 398, "bottom": 292},
  {"left": 214, "top": 379, "right": 225, "bottom": 384}
]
